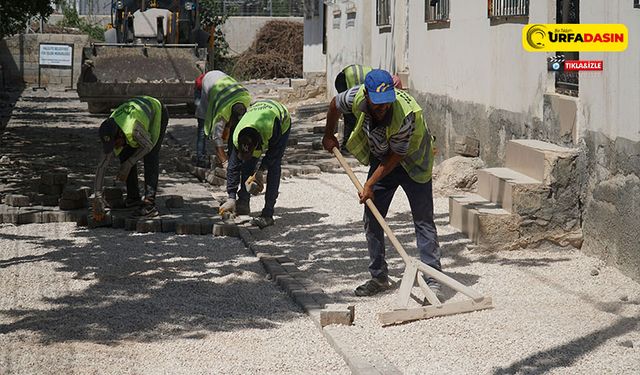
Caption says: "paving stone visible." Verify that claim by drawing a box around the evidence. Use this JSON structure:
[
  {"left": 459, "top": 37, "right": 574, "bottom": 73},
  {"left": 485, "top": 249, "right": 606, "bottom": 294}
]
[
  {"left": 88, "top": 214, "right": 113, "bottom": 228},
  {"left": 1, "top": 209, "right": 19, "bottom": 224},
  {"left": 213, "top": 223, "right": 239, "bottom": 237},
  {"left": 124, "top": 218, "right": 138, "bottom": 231},
  {"left": 103, "top": 187, "right": 123, "bottom": 200},
  {"left": 62, "top": 188, "right": 89, "bottom": 201},
  {"left": 214, "top": 167, "right": 227, "bottom": 179},
  {"left": 320, "top": 304, "right": 355, "bottom": 327},
  {"left": 41, "top": 172, "right": 68, "bottom": 186},
  {"left": 176, "top": 221, "right": 201, "bottom": 235},
  {"left": 286, "top": 165, "right": 302, "bottom": 176},
  {"left": 5, "top": 194, "right": 30, "bottom": 207},
  {"left": 136, "top": 219, "right": 162, "bottom": 233},
  {"left": 299, "top": 165, "right": 322, "bottom": 175},
  {"left": 193, "top": 167, "right": 207, "bottom": 181},
  {"left": 281, "top": 169, "right": 291, "bottom": 179},
  {"left": 59, "top": 198, "right": 85, "bottom": 211},
  {"left": 164, "top": 195, "right": 184, "bottom": 209},
  {"left": 43, "top": 210, "right": 68, "bottom": 223},
  {"left": 200, "top": 217, "right": 220, "bottom": 234},
  {"left": 161, "top": 218, "right": 177, "bottom": 233},
  {"left": 18, "top": 209, "right": 44, "bottom": 224},
  {"left": 111, "top": 215, "right": 126, "bottom": 228},
  {"left": 312, "top": 140, "right": 323, "bottom": 150},
  {"left": 74, "top": 212, "right": 89, "bottom": 227},
  {"left": 287, "top": 137, "right": 299, "bottom": 146},
  {"left": 312, "top": 125, "right": 325, "bottom": 134},
  {"left": 106, "top": 198, "right": 125, "bottom": 209},
  {"left": 38, "top": 184, "right": 64, "bottom": 196},
  {"left": 36, "top": 194, "right": 60, "bottom": 206},
  {"left": 206, "top": 173, "right": 226, "bottom": 186}
]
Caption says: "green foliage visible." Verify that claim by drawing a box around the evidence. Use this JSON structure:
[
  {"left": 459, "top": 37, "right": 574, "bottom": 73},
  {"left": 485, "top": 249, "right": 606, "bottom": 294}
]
[
  {"left": 0, "top": 0, "right": 54, "bottom": 39},
  {"left": 199, "top": 0, "right": 233, "bottom": 68},
  {"left": 57, "top": 2, "right": 105, "bottom": 41}
]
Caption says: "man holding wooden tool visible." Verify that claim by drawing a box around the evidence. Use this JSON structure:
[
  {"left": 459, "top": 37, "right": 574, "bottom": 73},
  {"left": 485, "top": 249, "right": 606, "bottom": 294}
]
[{"left": 322, "top": 69, "right": 442, "bottom": 299}]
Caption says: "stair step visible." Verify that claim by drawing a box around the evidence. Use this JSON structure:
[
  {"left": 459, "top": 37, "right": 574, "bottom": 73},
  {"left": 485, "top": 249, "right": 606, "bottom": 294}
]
[
  {"left": 477, "top": 168, "right": 541, "bottom": 213},
  {"left": 505, "top": 140, "right": 576, "bottom": 182},
  {"left": 449, "top": 194, "right": 510, "bottom": 243}
]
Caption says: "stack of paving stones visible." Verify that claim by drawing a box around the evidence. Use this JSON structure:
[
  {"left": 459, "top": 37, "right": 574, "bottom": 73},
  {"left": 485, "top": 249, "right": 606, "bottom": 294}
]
[
  {"left": 35, "top": 172, "right": 67, "bottom": 206},
  {"left": 0, "top": 192, "right": 87, "bottom": 225}
]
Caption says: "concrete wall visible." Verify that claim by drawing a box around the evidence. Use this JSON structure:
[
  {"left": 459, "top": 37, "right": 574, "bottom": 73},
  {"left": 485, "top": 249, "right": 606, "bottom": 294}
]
[
  {"left": 303, "top": 3, "right": 325, "bottom": 74},
  {"left": 223, "top": 16, "right": 303, "bottom": 56},
  {"left": 0, "top": 34, "right": 89, "bottom": 87}
]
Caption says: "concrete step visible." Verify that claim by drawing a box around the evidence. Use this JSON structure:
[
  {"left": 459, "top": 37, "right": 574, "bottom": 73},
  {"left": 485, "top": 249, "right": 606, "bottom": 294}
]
[
  {"left": 477, "top": 167, "right": 541, "bottom": 213},
  {"left": 505, "top": 139, "right": 576, "bottom": 182},
  {"left": 449, "top": 194, "right": 511, "bottom": 244}
]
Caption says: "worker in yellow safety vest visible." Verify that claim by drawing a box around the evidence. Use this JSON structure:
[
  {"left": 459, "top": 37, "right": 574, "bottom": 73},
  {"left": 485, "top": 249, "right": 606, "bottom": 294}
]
[
  {"left": 322, "top": 69, "right": 442, "bottom": 299},
  {"left": 93, "top": 96, "right": 169, "bottom": 219}
]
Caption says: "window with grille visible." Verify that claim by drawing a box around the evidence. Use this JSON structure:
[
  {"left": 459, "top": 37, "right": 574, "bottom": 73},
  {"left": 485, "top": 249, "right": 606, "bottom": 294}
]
[
  {"left": 426, "top": 0, "right": 449, "bottom": 22},
  {"left": 488, "top": 0, "right": 529, "bottom": 17},
  {"left": 376, "top": 0, "right": 391, "bottom": 26},
  {"left": 635, "top": 0, "right": 640, "bottom": 8}
]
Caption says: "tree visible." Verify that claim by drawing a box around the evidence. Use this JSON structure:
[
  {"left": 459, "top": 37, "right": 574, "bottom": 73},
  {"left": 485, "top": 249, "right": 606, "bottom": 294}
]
[
  {"left": 0, "top": 0, "right": 54, "bottom": 39},
  {"left": 199, "top": 0, "right": 232, "bottom": 68}
]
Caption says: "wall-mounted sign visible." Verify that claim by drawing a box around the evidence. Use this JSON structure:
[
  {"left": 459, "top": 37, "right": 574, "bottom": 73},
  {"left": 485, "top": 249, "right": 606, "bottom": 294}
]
[{"left": 39, "top": 43, "right": 73, "bottom": 67}]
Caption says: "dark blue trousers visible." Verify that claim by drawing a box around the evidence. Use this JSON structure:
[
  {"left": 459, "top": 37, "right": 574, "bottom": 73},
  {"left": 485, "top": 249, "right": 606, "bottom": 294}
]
[{"left": 364, "top": 158, "right": 441, "bottom": 280}]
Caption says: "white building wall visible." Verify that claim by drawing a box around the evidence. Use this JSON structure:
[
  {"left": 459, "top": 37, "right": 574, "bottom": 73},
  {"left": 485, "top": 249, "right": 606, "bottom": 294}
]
[
  {"left": 407, "top": 1, "right": 551, "bottom": 118},
  {"left": 580, "top": 0, "right": 640, "bottom": 142}
]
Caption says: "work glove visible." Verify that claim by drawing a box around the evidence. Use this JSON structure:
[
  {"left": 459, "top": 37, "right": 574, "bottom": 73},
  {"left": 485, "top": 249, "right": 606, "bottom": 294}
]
[
  {"left": 91, "top": 196, "right": 108, "bottom": 222},
  {"left": 245, "top": 169, "right": 264, "bottom": 195},
  {"left": 117, "top": 161, "right": 133, "bottom": 182},
  {"left": 219, "top": 198, "right": 236, "bottom": 216}
]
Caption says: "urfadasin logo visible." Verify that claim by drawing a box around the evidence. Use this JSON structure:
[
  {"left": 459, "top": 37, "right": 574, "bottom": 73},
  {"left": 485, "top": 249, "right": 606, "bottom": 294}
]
[
  {"left": 523, "top": 24, "right": 628, "bottom": 52},
  {"left": 526, "top": 24, "right": 548, "bottom": 50}
]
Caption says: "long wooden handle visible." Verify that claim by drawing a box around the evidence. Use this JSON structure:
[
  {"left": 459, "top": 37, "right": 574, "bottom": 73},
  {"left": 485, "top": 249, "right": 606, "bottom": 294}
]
[
  {"left": 331, "top": 148, "right": 411, "bottom": 264},
  {"left": 331, "top": 147, "right": 484, "bottom": 300}
]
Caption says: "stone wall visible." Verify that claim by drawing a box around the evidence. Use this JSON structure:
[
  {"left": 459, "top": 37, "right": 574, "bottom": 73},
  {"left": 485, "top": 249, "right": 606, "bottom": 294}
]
[
  {"left": 0, "top": 34, "right": 89, "bottom": 87},
  {"left": 580, "top": 132, "right": 640, "bottom": 282}
]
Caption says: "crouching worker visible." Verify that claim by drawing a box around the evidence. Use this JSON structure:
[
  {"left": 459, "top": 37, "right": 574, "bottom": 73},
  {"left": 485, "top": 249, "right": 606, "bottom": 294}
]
[
  {"left": 93, "top": 96, "right": 169, "bottom": 219},
  {"left": 219, "top": 100, "right": 290, "bottom": 229}
]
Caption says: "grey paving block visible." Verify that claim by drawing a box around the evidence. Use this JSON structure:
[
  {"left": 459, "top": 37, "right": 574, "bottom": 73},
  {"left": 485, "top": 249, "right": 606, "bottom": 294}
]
[
  {"left": 214, "top": 167, "right": 227, "bottom": 179},
  {"left": 59, "top": 198, "right": 85, "bottom": 211},
  {"left": 287, "top": 137, "right": 298, "bottom": 146},
  {"left": 136, "top": 219, "right": 162, "bottom": 233},
  {"left": 111, "top": 215, "right": 126, "bottom": 228},
  {"left": 199, "top": 217, "right": 218, "bottom": 235},
  {"left": 43, "top": 210, "right": 68, "bottom": 223},
  {"left": 41, "top": 172, "right": 68, "bottom": 186},
  {"left": 312, "top": 140, "right": 323, "bottom": 150},
  {"left": 213, "top": 223, "right": 239, "bottom": 237},
  {"left": 124, "top": 218, "right": 138, "bottom": 231},
  {"left": 106, "top": 198, "right": 125, "bottom": 209},
  {"left": 193, "top": 167, "right": 207, "bottom": 181},
  {"left": 281, "top": 169, "right": 291, "bottom": 179},
  {"left": 161, "top": 218, "right": 177, "bottom": 233},
  {"left": 62, "top": 188, "right": 89, "bottom": 201},
  {"left": 164, "top": 195, "right": 184, "bottom": 209},
  {"left": 299, "top": 165, "right": 322, "bottom": 175},
  {"left": 103, "top": 187, "right": 123, "bottom": 200},
  {"left": 5, "top": 194, "right": 30, "bottom": 207},
  {"left": 38, "top": 184, "right": 64, "bottom": 196},
  {"left": 320, "top": 304, "right": 355, "bottom": 327},
  {"left": 88, "top": 214, "right": 112, "bottom": 228},
  {"left": 36, "top": 194, "right": 60, "bottom": 206},
  {"left": 312, "top": 126, "right": 325, "bottom": 134},
  {"left": 176, "top": 221, "right": 201, "bottom": 235},
  {"left": 206, "top": 172, "right": 226, "bottom": 186},
  {"left": 18, "top": 210, "right": 44, "bottom": 224}
]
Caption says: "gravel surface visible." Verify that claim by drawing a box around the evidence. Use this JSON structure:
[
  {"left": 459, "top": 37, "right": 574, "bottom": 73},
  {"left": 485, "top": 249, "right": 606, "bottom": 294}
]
[
  {"left": 0, "top": 223, "right": 348, "bottom": 375},
  {"left": 249, "top": 172, "right": 640, "bottom": 374}
]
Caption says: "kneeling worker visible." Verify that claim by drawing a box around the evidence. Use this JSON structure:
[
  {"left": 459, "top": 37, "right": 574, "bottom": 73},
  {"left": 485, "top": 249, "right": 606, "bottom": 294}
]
[
  {"left": 93, "top": 96, "right": 169, "bottom": 219},
  {"left": 219, "top": 100, "right": 290, "bottom": 229}
]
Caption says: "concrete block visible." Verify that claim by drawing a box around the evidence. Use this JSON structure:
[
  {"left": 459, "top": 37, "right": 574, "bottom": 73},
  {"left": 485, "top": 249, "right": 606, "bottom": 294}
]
[
  {"left": 75, "top": 213, "right": 89, "bottom": 227},
  {"left": 136, "top": 219, "right": 162, "bottom": 233},
  {"left": 124, "top": 218, "right": 138, "bottom": 231},
  {"left": 1, "top": 208, "right": 19, "bottom": 224},
  {"left": 193, "top": 167, "right": 206, "bottom": 180},
  {"left": 199, "top": 217, "right": 218, "bottom": 235},
  {"left": 206, "top": 173, "right": 226, "bottom": 186},
  {"left": 477, "top": 168, "right": 541, "bottom": 213},
  {"left": 312, "top": 140, "right": 323, "bottom": 150},
  {"left": 165, "top": 195, "right": 184, "bottom": 209},
  {"left": 161, "top": 218, "right": 177, "bottom": 233},
  {"left": 103, "top": 187, "right": 123, "bottom": 200},
  {"left": 43, "top": 210, "right": 68, "bottom": 223},
  {"left": 88, "top": 214, "right": 112, "bottom": 228},
  {"left": 299, "top": 165, "right": 322, "bottom": 175},
  {"left": 18, "top": 209, "right": 44, "bottom": 224},
  {"left": 112, "top": 215, "right": 126, "bottom": 228},
  {"left": 38, "top": 184, "right": 64, "bottom": 196},
  {"left": 281, "top": 169, "right": 291, "bottom": 179},
  {"left": 287, "top": 137, "right": 298, "bottom": 146},
  {"left": 176, "top": 221, "right": 201, "bottom": 235},
  {"left": 59, "top": 198, "right": 85, "bottom": 211},
  {"left": 213, "top": 223, "right": 239, "bottom": 237},
  {"left": 5, "top": 194, "right": 30, "bottom": 207},
  {"left": 454, "top": 136, "right": 480, "bottom": 157},
  {"left": 214, "top": 167, "right": 227, "bottom": 179},
  {"left": 312, "top": 126, "right": 325, "bottom": 134},
  {"left": 505, "top": 140, "right": 577, "bottom": 183},
  {"left": 320, "top": 304, "right": 355, "bottom": 327},
  {"left": 449, "top": 194, "right": 516, "bottom": 246},
  {"left": 107, "top": 198, "right": 125, "bottom": 209},
  {"left": 62, "top": 188, "right": 89, "bottom": 201},
  {"left": 41, "top": 172, "right": 68, "bottom": 186},
  {"left": 35, "top": 194, "right": 60, "bottom": 206}
]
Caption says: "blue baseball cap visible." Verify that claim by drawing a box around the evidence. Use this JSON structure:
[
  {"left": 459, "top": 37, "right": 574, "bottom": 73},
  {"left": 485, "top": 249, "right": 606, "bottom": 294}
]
[{"left": 364, "top": 69, "right": 396, "bottom": 104}]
